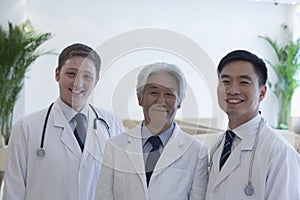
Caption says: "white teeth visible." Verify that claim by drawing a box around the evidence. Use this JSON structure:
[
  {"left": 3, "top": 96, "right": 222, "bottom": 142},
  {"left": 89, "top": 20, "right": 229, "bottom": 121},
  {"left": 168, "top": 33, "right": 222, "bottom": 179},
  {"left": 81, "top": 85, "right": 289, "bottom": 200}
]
[
  {"left": 227, "top": 99, "right": 241, "bottom": 103},
  {"left": 72, "top": 90, "right": 82, "bottom": 94}
]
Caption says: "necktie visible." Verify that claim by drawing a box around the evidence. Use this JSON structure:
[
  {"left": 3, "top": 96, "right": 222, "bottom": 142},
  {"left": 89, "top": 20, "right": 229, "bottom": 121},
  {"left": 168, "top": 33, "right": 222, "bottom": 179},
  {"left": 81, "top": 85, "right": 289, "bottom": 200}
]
[
  {"left": 145, "top": 136, "right": 162, "bottom": 186},
  {"left": 219, "top": 130, "right": 235, "bottom": 171},
  {"left": 73, "top": 113, "right": 87, "bottom": 151}
]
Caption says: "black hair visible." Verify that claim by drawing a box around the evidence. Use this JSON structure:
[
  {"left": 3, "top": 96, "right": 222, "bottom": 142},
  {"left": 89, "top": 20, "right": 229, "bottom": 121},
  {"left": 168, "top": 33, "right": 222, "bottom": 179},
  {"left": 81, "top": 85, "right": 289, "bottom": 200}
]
[{"left": 217, "top": 50, "right": 267, "bottom": 86}]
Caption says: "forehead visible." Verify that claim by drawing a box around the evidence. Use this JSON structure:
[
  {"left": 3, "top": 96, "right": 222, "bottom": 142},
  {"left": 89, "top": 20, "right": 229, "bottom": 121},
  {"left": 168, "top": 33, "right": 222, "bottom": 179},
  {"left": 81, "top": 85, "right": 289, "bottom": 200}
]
[
  {"left": 146, "top": 72, "right": 178, "bottom": 90},
  {"left": 63, "top": 56, "right": 96, "bottom": 72},
  {"left": 220, "top": 60, "right": 257, "bottom": 78}
]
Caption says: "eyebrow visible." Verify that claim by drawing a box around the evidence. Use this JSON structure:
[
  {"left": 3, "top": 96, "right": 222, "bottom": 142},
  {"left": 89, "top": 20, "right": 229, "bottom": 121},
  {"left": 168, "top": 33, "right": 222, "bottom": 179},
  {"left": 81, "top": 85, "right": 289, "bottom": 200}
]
[
  {"left": 145, "top": 84, "right": 177, "bottom": 92},
  {"left": 220, "top": 74, "right": 252, "bottom": 80}
]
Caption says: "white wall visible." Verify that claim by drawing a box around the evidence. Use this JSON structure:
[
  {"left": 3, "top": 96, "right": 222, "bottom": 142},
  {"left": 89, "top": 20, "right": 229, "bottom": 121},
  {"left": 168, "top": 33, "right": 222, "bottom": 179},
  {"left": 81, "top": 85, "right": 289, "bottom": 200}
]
[{"left": 1, "top": 0, "right": 297, "bottom": 129}]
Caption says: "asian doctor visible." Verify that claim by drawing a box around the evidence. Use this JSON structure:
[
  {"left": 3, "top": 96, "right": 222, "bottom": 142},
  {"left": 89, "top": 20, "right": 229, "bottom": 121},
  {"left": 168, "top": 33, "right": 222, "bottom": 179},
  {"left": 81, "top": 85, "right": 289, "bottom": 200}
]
[{"left": 206, "top": 50, "right": 300, "bottom": 200}]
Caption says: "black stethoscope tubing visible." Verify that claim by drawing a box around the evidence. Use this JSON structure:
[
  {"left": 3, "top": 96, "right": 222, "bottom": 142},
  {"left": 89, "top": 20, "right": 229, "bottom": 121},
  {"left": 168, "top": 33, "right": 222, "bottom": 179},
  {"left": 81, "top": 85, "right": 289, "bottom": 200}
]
[{"left": 37, "top": 103, "right": 110, "bottom": 157}]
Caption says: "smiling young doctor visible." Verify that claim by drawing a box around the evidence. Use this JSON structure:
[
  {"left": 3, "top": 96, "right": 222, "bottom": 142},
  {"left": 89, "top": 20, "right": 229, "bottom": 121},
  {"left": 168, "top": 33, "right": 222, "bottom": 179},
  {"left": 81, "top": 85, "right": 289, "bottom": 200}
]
[
  {"left": 95, "top": 62, "right": 208, "bottom": 200},
  {"left": 3, "top": 43, "right": 123, "bottom": 200},
  {"left": 206, "top": 50, "right": 300, "bottom": 199}
]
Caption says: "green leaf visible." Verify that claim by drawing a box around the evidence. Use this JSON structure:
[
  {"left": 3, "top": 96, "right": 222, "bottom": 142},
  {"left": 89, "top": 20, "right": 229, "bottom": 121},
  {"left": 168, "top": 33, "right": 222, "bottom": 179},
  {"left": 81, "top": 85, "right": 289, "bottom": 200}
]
[
  {"left": 0, "top": 20, "right": 52, "bottom": 144},
  {"left": 259, "top": 24, "right": 300, "bottom": 129}
]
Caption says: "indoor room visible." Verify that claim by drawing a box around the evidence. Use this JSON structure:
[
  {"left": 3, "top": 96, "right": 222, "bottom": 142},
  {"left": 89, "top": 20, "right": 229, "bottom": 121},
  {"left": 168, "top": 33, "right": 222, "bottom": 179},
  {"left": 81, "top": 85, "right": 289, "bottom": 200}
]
[{"left": 1, "top": 0, "right": 300, "bottom": 199}]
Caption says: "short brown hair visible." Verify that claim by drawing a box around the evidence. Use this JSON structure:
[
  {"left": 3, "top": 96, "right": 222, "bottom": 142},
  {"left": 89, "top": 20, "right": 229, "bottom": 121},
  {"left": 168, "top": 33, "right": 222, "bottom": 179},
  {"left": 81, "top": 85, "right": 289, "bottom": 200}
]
[{"left": 57, "top": 43, "right": 101, "bottom": 77}]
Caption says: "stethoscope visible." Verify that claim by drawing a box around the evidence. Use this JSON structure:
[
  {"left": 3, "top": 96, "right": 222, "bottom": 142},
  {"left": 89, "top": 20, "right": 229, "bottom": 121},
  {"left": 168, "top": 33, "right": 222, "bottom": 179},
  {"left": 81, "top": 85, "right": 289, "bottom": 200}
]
[
  {"left": 209, "top": 117, "right": 266, "bottom": 196},
  {"left": 36, "top": 102, "right": 110, "bottom": 158}
]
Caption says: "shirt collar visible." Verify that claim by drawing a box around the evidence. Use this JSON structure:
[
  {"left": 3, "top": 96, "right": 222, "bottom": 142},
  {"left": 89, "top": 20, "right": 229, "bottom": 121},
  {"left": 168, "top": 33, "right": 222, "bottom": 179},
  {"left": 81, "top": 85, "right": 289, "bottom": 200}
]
[
  {"left": 57, "top": 98, "right": 89, "bottom": 123},
  {"left": 141, "top": 121, "right": 174, "bottom": 147},
  {"left": 230, "top": 114, "right": 261, "bottom": 139}
]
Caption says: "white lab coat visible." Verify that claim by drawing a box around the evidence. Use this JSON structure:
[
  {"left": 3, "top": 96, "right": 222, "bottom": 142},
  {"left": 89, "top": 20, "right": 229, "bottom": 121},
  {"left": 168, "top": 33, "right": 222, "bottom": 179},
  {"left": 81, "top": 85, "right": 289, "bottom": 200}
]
[
  {"left": 206, "top": 115, "right": 300, "bottom": 200},
  {"left": 3, "top": 100, "right": 123, "bottom": 200},
  {"left": 95, "top": 123, "right": 208, "bottom": 200}
]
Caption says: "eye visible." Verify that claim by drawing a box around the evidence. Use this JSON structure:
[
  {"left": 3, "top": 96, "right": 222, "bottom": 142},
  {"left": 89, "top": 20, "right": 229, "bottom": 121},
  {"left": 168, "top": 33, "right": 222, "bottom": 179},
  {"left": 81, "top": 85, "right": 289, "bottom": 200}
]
[
  {"left": 148, "top": 91, "right": 158, "bottom": 95},
  {"left": 166, "top": 92, "right": 175, "bottom": 97},
  {"left": 83, "top": 74, "right": 94, "bottom": 81},
  {"left": 240, "top": 81, "right": 250, "bottom": 85},
  {"left": 66, "top": 72, "right": 76, "bottom": 77},
  {"left": 221, "top": 80, "right": 230, "bottom": 85}
]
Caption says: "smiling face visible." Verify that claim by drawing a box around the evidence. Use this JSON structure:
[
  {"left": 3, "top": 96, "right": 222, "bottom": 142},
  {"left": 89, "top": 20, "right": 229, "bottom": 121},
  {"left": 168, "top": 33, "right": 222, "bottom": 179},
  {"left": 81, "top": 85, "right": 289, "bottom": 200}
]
[
  {"left": 55, "top": 56, "right": 99, "bottom": 111},
  {"left": 138, "top": 72, "right": 181, "bottom": 135},
  {"left": 217, "top": 60, "right": 267, "bottom": 128}
]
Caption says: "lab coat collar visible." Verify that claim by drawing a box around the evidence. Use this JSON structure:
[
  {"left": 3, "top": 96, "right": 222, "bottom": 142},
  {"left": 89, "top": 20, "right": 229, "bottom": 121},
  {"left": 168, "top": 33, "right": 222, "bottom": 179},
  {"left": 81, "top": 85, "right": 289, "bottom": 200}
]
[
  {"left": 83, "top": 106, "right": 105, "bottom": 162},
  {"left": 231, "top": 114, "right": 261, "bottom": 141},
  {"left": 232, "top": 114, "right": 261, "bottom": 151},
  {"left": 124, "top": 123, "right": 187, "bottom": 188},
  {"left": 125, "top": 124, "right": 148, "bottom": 193},
  {"left": 52, "top": 100, "right": 104, "bottom": 162},
  {"left": 152, "top": 124, "right": 185, "bottom": 172},
  {"left": 52, "top": 100, "right": 82, "bottom": 160},
  {"left": 212, "top": 115, "right": 261, "bottom": 187}
]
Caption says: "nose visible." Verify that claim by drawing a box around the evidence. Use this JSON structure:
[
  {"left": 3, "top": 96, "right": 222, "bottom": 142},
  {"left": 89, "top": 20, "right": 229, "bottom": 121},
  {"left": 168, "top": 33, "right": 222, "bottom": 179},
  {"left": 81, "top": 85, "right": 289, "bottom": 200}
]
[
  {"left": 73, "top": 75, "right": 83, "bottom": 88},
  {"left": 155, "top": 93, "right": 166, "bottom": 105},
  {"left": 227, "top": 82, "right": 240, "bottom": 95}
]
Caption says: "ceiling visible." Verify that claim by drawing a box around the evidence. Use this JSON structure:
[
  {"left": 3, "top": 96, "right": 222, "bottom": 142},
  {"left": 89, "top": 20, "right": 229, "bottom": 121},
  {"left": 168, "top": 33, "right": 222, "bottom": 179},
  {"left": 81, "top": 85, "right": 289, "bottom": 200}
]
[{"left": 239, "top": 0, "right": 300, "bottom": 5}]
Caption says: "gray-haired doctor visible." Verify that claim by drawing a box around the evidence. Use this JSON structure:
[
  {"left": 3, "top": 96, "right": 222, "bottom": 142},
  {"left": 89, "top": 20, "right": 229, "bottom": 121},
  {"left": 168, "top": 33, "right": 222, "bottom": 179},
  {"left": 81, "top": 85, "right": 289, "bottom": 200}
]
[{"left": 95, "top": 62, "right": 208, "bottom": 200}]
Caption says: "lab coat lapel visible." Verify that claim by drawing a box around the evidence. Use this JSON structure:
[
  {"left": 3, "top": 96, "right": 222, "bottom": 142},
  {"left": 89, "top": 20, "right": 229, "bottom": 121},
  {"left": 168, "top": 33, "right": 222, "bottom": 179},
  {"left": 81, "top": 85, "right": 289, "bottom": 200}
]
[
  {"left": 52, "top": 101, "right": 82, "bottom": 160},
  {"left": 210, "top": 134, "right": 224, "bottom": 179},
  {"left": 84, "top": 108, "right": 107, "bottom": 162},
  {"left": 124, "top": 126, "right": 148, "bottom": 190},
  {"left": 152, "top": 125, "right": 184, "bottom": 178},
  {"left": 213, "top": 132, "right": 256, "bottom": 188}
]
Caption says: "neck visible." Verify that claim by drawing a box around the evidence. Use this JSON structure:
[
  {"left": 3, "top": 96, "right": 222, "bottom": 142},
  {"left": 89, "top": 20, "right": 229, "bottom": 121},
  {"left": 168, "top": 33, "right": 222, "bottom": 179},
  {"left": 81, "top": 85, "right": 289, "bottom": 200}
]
[
  {"left": 228, "top": 114, "right": 258, "bottom": 129},
  {"left": 146, "top": 122, "right": 171, "bottom": 136}
]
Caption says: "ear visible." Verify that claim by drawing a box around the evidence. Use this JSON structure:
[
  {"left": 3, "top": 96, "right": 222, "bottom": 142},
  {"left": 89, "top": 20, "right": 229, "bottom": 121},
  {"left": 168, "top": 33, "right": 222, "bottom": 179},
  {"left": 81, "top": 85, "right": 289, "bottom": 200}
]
[
  {"left": 94, "top": 76, "right": 100, "bottom": 86},
  {"left": 138, "top": 95, "right": 143, "bottom": 106},
  {"left": 259, "top": 85, "right": 267, "bottom": 101},
  {"left": 55, "top": 67, "right": 60, "bottom": 82},
  {"left": 177, "top": 101, "right": 182, "bottom": 109}
]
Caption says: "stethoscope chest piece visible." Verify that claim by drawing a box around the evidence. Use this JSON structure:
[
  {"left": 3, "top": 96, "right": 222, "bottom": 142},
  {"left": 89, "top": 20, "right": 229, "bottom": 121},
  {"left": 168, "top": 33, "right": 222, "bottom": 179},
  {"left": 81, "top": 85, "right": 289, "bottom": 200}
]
[
  {"left": 36, "top": 148, "right": 45, "bottom": 158},
  {"left": 244, "top": 184, "right": 254, "bottom": 196}
]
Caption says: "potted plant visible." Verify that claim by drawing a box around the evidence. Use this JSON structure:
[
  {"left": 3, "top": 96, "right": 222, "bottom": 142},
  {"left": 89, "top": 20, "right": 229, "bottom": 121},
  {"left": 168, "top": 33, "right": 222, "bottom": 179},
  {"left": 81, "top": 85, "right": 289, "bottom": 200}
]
[
  {"left": 260, "top": 24, "right": 300, "bottom": 129},
  {"left": 0, "top": 20, "right": 52, "bottom": 146}
]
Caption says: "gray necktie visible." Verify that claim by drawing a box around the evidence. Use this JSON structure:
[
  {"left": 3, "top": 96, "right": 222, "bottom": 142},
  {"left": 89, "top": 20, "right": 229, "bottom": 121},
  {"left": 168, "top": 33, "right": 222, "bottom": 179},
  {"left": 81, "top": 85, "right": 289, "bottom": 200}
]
[
  {"left": 145, "top": 136, "right": 162, "bottom": 186},
  {"left": 73, "top": 113, "right": 87, "bottom": 151}
]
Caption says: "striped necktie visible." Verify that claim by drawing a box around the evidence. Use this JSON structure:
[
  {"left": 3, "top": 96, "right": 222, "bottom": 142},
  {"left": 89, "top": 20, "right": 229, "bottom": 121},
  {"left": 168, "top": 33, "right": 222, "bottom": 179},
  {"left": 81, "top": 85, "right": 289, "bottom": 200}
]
[{"left": 219, "top": 130, "right": 235, "bottom": 170}]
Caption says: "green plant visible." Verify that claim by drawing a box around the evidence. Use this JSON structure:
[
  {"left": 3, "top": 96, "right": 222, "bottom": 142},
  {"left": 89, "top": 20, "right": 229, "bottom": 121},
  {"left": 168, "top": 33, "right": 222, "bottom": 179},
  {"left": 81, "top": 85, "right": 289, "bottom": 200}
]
[
  {"left": 260, "top": 24, "right": 300, "bottom": 129},
  {"left": 0, "top": 20, "right": 52, "bottom": 145}
]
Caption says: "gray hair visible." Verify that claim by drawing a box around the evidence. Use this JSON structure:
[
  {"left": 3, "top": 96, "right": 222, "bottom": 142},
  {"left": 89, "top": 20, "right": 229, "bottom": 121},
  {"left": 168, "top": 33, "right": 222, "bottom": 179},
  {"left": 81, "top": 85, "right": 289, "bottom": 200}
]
[{"left": 136, "top": 62, "right": 187, "bottom": 103}]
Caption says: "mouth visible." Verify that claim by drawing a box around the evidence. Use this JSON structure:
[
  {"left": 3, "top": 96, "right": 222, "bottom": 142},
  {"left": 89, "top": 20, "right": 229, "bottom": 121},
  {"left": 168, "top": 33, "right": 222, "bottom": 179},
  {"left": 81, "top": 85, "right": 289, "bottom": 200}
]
[
  {"left": 70, "top": 88, "right": 84, "bottom": 95},
  {"left": 225, "top": 98, "right": 244, "bottom": 104},
  {"left": 150, "top": 105, "right": 168, "bottom": 113},
  {"left": 153, "top": 109, "right": 167, "bottom": 112}
]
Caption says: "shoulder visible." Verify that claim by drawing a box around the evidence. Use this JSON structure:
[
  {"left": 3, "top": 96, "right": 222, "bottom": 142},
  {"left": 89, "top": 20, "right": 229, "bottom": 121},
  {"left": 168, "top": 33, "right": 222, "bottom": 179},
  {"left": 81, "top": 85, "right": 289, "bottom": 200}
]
[
  {"left": 260, "top": 125, "right": 299, "bottom": 158},
  {"left": 91, "top": 106, "right": 114, "bottom": 119},
  {"left": 175, "top": 125, "right": 208, "bottom": 157},
  {"left": 90, "top": 106, "right": 124, "bottom": 131},
  {"left": 13, "top": 107, "right": 49, "bottom": 128},
  {"left": 90, "top": 106, "right": 122, "bottom": 124}
]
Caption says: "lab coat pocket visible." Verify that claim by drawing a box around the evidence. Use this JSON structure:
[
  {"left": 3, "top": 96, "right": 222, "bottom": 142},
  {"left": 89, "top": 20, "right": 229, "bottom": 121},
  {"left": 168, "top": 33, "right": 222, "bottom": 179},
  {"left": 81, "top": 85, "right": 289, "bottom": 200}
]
[{"left": 158, "top": 167, "right": 191, "bottom": 200}]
